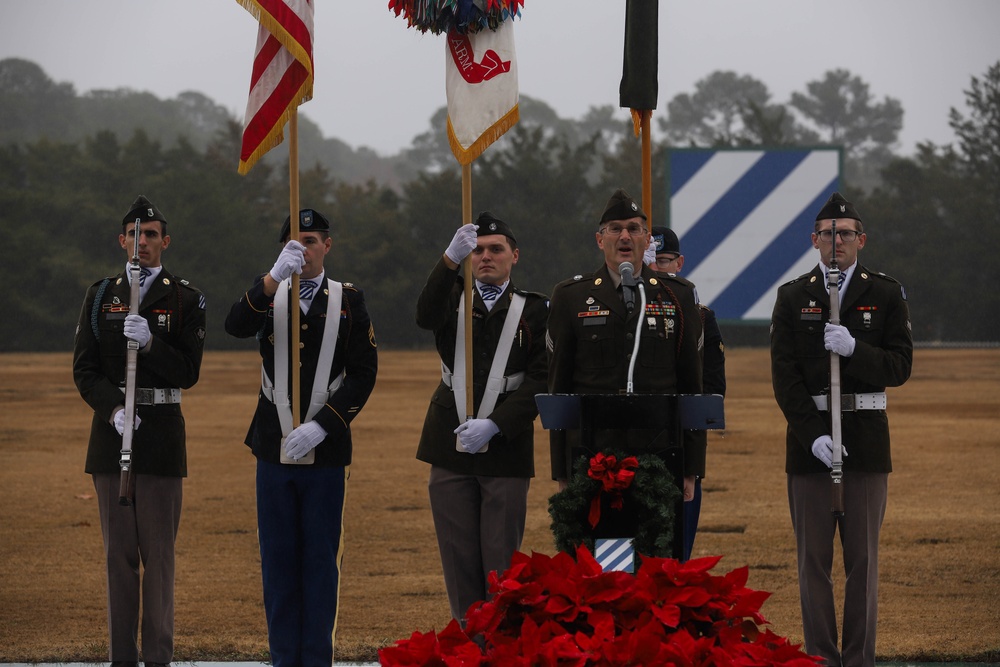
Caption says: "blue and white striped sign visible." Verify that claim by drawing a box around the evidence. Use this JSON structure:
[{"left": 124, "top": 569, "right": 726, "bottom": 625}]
[
  {"left": 668, "top": 148, "right": 842, "bottom": 321},
  {"left": 594, "top": 538, "right": 635, "bottom": 573}
]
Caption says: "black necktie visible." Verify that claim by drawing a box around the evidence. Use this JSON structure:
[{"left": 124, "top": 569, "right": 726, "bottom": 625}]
[{"left": 299, "top": 279, "right": 317, "bottom": 300}]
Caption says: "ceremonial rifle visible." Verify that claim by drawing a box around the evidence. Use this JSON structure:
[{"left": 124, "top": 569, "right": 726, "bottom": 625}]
[
  {"left": 118, "top": 217, "right": 142, "bottom": 505},
  {"left": 827, "top": 218, "right": 845, "bottom": 516}
]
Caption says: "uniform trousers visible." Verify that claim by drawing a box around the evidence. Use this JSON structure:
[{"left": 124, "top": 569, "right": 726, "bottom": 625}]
[
  {"left": 787, "top": 471, "right": 888, "bottom": 667},
  {"left": 93, "top": 472, "right": 182, "bottom": 663},
  {"left": 428, "top": 466, "right": 530, "bottom": 623},
  {"left": 682, "top": 478, "right": 702, "bottom": 561},
  {"left": 256, "top": 460, "right": 348, "bottom": 667}
]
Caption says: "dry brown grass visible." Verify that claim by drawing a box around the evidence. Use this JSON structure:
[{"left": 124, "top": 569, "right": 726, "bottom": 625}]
[{"left": 1, "top": 349, "right": 998, "bottom": 662}]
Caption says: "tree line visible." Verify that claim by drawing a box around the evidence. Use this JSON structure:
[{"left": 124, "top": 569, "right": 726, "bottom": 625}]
[{"left": 1, "top": 58, "right": 997, "bottom": 350}]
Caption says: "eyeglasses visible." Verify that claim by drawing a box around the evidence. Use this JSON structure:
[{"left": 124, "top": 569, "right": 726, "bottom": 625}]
[
  {"left": 601, "top": 222, "right": 646, "bottom": 237},
  {"left": 816, "top": 229, "right": 861, "bottom": 243},
  {"left": 655, "top": 254, "right": 680, "bottom": 266}
]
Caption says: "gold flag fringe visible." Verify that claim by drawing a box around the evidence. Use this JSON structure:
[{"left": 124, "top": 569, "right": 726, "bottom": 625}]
[
  {"left": 237, "top": 82, "right": 312, "bottom": 175},
  {"left": 447, "top": 104, "right": 520, "bottom": 166}
]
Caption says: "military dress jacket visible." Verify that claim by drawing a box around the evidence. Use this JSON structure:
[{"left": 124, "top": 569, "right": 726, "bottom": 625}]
[
  {"left": 224, "top": 273, "right": 378, "bottom": 468},
  {"left": 547, "top": 264, "right": 704, "bottom": 480},
  {"left": 770, "top": 263, "right": 912, "bottom": 475},
  {"left": 73, "top": 267, "right": 206, "bottom": 477},
  {"left": 415, "top": 257, "right": 548, "bottom": 478}
]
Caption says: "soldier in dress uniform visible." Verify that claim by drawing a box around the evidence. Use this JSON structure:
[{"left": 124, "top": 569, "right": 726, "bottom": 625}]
[
  {"left": 415, "top": 211, "right": 548, "bottom": 625},
  {"left": 770, "top": 192, "right": 912, "bottom": 667},
  {"left": 546, "top": 189, "right": 704, "bottom": 503},
  {"left": 73, "top": 195, "right": 206, "bottom": 667},
  {"left": 224, "top": 209, "right": 377, "bottom": 667},
  {"left": 646, "top": 225, "right": 727, "bottom": 561}
]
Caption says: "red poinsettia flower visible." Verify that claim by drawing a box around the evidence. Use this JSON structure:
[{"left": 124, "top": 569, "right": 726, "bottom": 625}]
[{"left": 380, "top": 547, "right": 822, "bottom": 667}]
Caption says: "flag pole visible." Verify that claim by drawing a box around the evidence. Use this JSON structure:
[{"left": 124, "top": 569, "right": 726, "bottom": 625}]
[
  {"left": 640, "top": 110, "right": 652, "bottom": 232},
  {"left": 462, "top": 162, "right": 474, "bottom": 421},
  {"left": 290, "top": 110, "right": 301, "bottom": 431}
]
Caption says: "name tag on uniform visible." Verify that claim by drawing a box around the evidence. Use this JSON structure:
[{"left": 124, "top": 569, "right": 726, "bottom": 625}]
[
  {"left": 579, "top": 309, "right": 608, "bottom": 326},
  {"left": 801, "top": 307, "right": 823, "bottom": 321}
]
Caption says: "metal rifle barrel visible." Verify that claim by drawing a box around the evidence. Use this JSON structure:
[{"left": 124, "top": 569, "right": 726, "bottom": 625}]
[
  {"left": 828, "top": 218, "right": 845, "bottom": 516},
  {"left": 119, "top": 217, "right": 142, "bottom": 505}
]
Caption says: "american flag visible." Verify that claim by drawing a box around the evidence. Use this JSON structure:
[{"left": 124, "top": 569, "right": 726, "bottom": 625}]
[{"left": 236, "top": 0, "right": 314, "bottom": 175}]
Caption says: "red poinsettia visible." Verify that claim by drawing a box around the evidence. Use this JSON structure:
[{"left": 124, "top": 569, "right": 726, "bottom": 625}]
[
  {"left": 378, "top": 546, "right": 822, "bottom": 667},
  {"left": 585, "top": 452, "right": 639, "bottom": 528}
]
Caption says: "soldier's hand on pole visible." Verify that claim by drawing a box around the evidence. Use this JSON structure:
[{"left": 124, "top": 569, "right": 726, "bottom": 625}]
[
  {"left": 643, "top": 243, "right": 656, "bottom": 268},
  {"left": 812, "top": 434, "right": 848, "bottom": 469},
  {"left": 444, "top": 224, "right": 479, "bottom": 265},
  {"left": 453, "top": 418, "right": 498, "bottom": 454},
  {"left": 113, "top": 408, "right": 142, "bottom": 436},
  {"left": 269, "top": 240, "right": 306, "bottom": 283},
  {"left": 124, "top": 314, "right": 151, "bottom": 349},
  {"left": 824, "top": 323, "right": 856, "bottom": 357},
  {"left": 283, "top": 420, "right": 326, "bottom": 460}
]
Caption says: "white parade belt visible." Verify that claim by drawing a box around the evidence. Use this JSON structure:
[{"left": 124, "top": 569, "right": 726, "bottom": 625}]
[
  {"left": 121, "top": 387, "right": 182, "bottom": 405},
  {"left": 812, "top": 392, "right": 886, "bottom": 411}
]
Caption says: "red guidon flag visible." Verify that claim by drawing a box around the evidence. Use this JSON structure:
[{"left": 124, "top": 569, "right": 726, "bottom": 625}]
[
  {"left": 236, "top": 0, "right": 314, "bottom": 175},
  {"left": 446, "top": 22, "right": 519, "bottom": 166}
]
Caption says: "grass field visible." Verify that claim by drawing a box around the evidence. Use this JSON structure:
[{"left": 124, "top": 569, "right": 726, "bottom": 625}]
[{"left": 0, "top": 348, "right": 998, "bottom": 663}]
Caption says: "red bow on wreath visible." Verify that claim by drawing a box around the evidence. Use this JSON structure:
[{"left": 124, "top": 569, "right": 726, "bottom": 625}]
[{"left": 587, "top": 452, "right": 639, "bottom": 528}]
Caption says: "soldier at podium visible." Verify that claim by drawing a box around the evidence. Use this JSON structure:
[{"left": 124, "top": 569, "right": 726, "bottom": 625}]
[{"left": 545, "top": 188, "right": 704, "bottom": 501}]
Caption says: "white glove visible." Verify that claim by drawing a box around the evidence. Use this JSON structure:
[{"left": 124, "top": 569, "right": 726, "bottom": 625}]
[
  {"left": 123, "top": 314, "right": 151, "bottom": 349},
  {"left": 643, "top": 243, "right": 657, "bottom": 268},
  {"left": 824, "top": 323, "right": 856, "bottom": 357},
  {"left": 454, "top": 418, "right": 499, "bottom": 454},
  {"left": 811, "top": 435, "right": 848, "bottom": 468},
  {"left": 444, "top": 224, "right": 479, "bottom": 265},
  {"left": 284, "top": 421, "right": 327, "bottom": 460},
  {"left": 269, "top": 240, "right": 306, "bottom": 283},
  {"left": 113, "top": 408, "right": 142, "bottom": 436}
]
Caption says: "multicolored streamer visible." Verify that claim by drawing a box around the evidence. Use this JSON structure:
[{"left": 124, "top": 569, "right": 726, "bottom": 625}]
[{"left": 388, "top": 0, "right": 523, "bottom": 34}]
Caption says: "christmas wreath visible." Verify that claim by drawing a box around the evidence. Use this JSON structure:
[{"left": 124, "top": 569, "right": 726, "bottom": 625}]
[{"left": 549, "top": 449, "right": 681, "bottom": 559}]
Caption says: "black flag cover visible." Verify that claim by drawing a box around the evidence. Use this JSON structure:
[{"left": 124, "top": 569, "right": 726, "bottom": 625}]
[{"left": 619, "top": 0, "right": 658, "bottom": 111}]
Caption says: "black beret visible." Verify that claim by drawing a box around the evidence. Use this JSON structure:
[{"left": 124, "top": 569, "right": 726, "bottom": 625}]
[
  {"left": 279, "top": 208, "right": 331, "bottom": 242},
  {"left": 815, "top": 192, "right": 862, "bottom": 223},
  {"left": 122, "top": 195, "right": 166, "bottom": 225},
  {"left": 476, "top": 211, "right": 516, "bottom": 244},
  {"left": 651, "top": 226, "right": 680, "bottom": 254},
  {"left": 600, "top": 188, "right": 647, "bottom": 224}
]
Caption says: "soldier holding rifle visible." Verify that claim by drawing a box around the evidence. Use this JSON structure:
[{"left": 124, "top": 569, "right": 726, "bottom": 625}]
[
  {"left": 770, "top": 192, "right": 912, "bottom": 667},
  {"left": 73, "top": 195, "right": 206, "bottom": 667}
]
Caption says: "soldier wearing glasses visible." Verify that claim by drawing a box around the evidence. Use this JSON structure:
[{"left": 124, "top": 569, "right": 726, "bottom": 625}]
[
  {"left": 770, "top": 192, "right": 912, "bottom": 667},
  {"left": 546, "top": 189, "right": 703, "bottom": 500}
]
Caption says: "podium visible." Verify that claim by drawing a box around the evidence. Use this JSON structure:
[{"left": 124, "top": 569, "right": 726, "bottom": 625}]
[{"left": 536, "top": 393, "right": 724, "bottom": 560}]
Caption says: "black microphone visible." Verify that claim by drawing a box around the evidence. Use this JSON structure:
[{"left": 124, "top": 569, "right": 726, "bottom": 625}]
[{"left": 619, "top": 261, "right": 636, "bottom": 313}]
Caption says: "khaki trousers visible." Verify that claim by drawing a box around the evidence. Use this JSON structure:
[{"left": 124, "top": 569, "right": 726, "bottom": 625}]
[
  {"left": 93, "top": 473, "right": 182, "bottom": 663},
  {"left": 428, "top": 466, "right": 529, "bottom": 623},
  {"left": 788, "top": 471, "right": 887, "bottom": 667}
]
